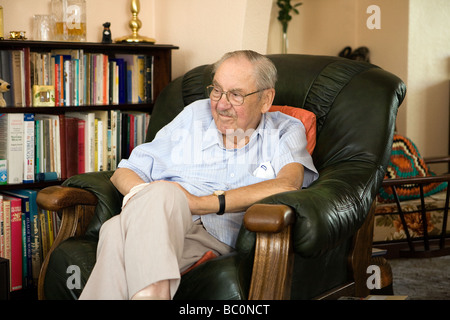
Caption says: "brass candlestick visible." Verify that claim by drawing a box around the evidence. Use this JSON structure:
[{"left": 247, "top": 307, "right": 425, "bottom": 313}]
[{"left": 115, "top": 0, "right": 156, "bottom": 44}]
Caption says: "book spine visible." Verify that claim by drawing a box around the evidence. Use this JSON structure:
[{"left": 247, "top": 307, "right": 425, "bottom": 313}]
[
  {"left": 77, "top": 120, "right": 85, "bottom": 174},
  {"left": 8, "top": 197, "right": 22, "bottom": 291},
  {"left": 6, "top": 114, "right": 24, "bottom": 184},
  {"left": 2, "top": 200, "right": 11, "bottom": 279},
  {"left": 59, "top": 114, "right": 67, "bottom": 180},
  {"left": 0, "top": 196, "right": 3, "bottom": 258},
  {"left": 0, "top": 160, "right": 6, "bottom": 185},
  {"left": 23, "top": 113, "right": 35, "bottom": 183}
]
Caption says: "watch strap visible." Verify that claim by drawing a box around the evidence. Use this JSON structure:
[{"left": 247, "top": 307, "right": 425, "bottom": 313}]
[{"left": 216, "top": 194, "right": 225, "bottom": 215}]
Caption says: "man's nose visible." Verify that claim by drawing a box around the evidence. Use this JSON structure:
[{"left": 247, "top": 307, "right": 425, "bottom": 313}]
[{"left": 217, "top": 92, "right": 232, "bottom": 108}]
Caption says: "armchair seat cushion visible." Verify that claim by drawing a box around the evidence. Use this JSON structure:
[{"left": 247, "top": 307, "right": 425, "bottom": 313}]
[
  {"left": 174, "top": 252, "right": 253, "bottom": 300},
  {"left": 44, "top": 237, "right": 97, "bottom": 300}
]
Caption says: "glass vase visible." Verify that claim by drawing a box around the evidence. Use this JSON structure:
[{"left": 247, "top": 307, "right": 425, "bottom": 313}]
[{"left": 52, "top": 0, "right": 86, "bottom": 41}]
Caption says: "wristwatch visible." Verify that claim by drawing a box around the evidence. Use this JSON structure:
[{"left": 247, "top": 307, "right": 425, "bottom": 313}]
[{"left": 213, "top": 190, "right": 226, "bottom": 215}]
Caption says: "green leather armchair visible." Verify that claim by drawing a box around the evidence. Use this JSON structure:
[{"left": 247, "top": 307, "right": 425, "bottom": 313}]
[{"left": 36, "top": 54, "right": 406, "bottom": 300}]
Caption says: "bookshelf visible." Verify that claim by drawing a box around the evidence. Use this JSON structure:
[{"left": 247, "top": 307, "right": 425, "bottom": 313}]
[
  {"left": 0, "top": 40, "right": 178, "bottom": 298},
  {"left": 0, "top": 40, "right": 178, "bottom": 190}
]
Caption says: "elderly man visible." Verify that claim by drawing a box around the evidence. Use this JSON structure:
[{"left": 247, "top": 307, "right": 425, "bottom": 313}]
[{"left": 79, "top": 50, "right": 318, "bottom": 300}]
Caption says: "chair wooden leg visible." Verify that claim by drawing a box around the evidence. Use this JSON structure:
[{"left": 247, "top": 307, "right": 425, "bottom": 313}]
[
  {"left": 348, "top": 201, "right": 375, "bottom": 298},
  {"left": 248, "top": 225, "right": 294, "bottom": 300}
]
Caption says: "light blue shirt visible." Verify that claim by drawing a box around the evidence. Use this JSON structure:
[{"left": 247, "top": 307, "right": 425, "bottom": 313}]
[{"left": 118, "top": 99, "right": 318, "bottom": 247}]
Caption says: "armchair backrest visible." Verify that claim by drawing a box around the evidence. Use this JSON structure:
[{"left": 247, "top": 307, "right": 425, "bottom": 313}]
[{"left": 148, "top": 54, "right": 405, "bottom": 174}]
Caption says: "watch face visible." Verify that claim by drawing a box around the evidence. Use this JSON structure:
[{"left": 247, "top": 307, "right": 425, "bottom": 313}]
[{"left": 214, "top": 190, "right": 225, "bottom": 196}]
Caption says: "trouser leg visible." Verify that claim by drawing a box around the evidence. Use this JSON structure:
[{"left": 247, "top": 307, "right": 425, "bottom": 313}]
[{"left": 79, "top": 182, "right": 192, "bottom": 299}]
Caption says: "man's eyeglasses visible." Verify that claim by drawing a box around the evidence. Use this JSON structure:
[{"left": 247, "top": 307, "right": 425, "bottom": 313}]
[{"left": 206, "top": 85, "right": 264, "bottom": 106}]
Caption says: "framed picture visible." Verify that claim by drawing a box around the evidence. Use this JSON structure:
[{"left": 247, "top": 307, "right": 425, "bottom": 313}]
[{"left": 32, "top": 85, "right": 55, "bottom": 107}]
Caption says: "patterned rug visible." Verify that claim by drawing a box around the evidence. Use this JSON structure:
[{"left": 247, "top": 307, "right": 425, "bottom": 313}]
[{"left": 389, "top": 255, "right": 450, "bottom": 300}]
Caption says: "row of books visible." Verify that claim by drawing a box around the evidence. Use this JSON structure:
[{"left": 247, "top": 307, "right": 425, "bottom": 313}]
[
  {"left": 0, "top": 48, "right": 154, "bottom": 107},
  {"left": 0, "top": 111, "right": 150, "bottom": 184},
  {"left": 0, "top": 189, "right": 59, "bottom": 291}
]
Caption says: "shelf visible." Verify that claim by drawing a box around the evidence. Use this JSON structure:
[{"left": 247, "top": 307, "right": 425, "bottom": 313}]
[
  {"left": 0, "top": 180, "right": 66, "bottom": 191},
  {"left": 0, "top": 40, "right": 179, "bottom": 53},
  {"left": 0, "top": 104, "right": 152, "bottom": 114}
]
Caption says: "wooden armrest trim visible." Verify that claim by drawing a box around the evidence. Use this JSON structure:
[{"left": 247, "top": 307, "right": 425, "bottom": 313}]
[
  {"left": 248, "top": 225, "right": 294, "bottom": 300},
  {"left": 244, "top": 204, "right": 295, "bottom": 300},
  {"left": 244, "top": 204, "right": 294, "bottom": 233},
  {"left": 381, "top": 174, "right": 450, "bottom": 186},
  {"left": 423, "top": 156, "right": 450, "bottom": 164},
  {"left": 37, "top": 186, "right": 98, "bottom": 211}
]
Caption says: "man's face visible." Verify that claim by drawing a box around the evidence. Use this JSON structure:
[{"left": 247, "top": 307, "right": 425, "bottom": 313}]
[{"left": 210, "top": 56, "right": 272, "bottom": 136}]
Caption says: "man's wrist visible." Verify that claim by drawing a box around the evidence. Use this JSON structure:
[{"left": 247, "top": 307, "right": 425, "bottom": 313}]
[{"left": 213, "top": 190, "right": 226, "bottom": 215}]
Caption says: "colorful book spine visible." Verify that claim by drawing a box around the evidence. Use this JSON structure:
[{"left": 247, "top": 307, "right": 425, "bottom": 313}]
[
  {"left": 2, "top": 195, "right": 22, "bottom": 291},
  {"left": 23, "top": 113, "right": 35, "bottom": 183}
]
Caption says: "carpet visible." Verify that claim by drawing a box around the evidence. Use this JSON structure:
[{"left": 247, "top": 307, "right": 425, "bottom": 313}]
[{"left": 388, "top": 255, "right": 450, "bottom": 300}]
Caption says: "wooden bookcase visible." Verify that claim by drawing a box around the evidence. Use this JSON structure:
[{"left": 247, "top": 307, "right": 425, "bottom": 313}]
[{"left": 0, "top": 40, "right": 178, "bottom": 191}]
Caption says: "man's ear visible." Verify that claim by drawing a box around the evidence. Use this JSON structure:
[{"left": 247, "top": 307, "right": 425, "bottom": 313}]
[{"left": 260, "top": 88, "right": 276, "bottom": 114}]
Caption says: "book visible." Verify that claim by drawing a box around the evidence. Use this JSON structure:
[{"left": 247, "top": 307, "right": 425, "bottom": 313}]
[
  {"left": 144, "top": 55, "right": 154, "bottom": 103},
  {"left": 35, "top": 114, "right": 61, "bottom": 178},
  {"left": 23, "top": 47, "right": 32, "bottom": 107},
  {"left": 94, "top": 110, "right": 108, "bottom": 171},
  {"left": 0, "top": 160, "right": 6, "bottom": 185},
  {"left": 0, "top": 113, "right": 24, "bottom": 184},
  {"left": 2, "top": 189, "right": 39, "bottom": 286},
  {"left": 1, "top": 194, "right": 22, "bottom": 291},
  {"left": 2, "top": 190, "right": 32, "bottom": 288},
  {"left": 110, "top": 110, "right": 119, "bottom": 169},
  {"left": 109, "top": 58, "right": 126, "bottom": 104},
  {"left": 66, "top": 112, "right": 95, "bottom": 173},
  {"left": 65, "top": 117, "right": 79, "bottom": 177},
  {"left": 2, "top": 198, "right": 11, "bottom": 269},
  {"left": 23, "top": 113, "right": 35, "bottom": 183},
  {"left": 10, "top": 50, "right": 25, "bottom": 107},
  {"left": 77, "top": 119, "right": 86, "bottom": 174},
  {"left": 0, "top": 195, "right": 3, "bottom": 257},
  {"left": 34, "top": 118, "right": 43, "bottom": 175},
  {"left": 137, "top": 55, "right": 145, "bottom": 103},
  {"left": 58, "top": 114, "right": 67, "bottom": 179}
]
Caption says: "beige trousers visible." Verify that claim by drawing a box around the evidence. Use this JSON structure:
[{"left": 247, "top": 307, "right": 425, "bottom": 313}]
[{"left": 78, "top": 182, "right": 232, "bottom": 300}]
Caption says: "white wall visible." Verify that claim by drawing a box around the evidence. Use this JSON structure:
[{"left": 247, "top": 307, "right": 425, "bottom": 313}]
[
  {"left": 406, "top": 0, "right": 450, "bottom": 157},
  {"left": 154, "top": 0, "right": 273, "bottom": 78},
  {"left": 268, "top": 0, "right": 449, "bottom": 158},
  {"left": 2, "top": 0, "right": 448, "bottom": 157}
]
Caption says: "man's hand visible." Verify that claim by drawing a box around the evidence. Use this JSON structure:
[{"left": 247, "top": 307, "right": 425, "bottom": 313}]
[{"left": 163, "top": 181, "right": 218, "bottom": 215}]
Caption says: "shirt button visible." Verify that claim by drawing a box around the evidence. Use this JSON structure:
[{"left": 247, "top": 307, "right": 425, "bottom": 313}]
[{"left": 230, "top": 173, "right": 235, "bottom": 178}]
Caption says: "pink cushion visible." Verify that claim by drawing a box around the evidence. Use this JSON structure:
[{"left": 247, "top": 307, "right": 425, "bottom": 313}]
[{"left": 269, "top": 105, "right": 317, "bottom": 154}]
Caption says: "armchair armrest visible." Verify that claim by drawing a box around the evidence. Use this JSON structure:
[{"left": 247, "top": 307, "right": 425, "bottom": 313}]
[
  {"left": 37, "top": 186, "right": 98, "bottom": 211},
  {"left": 244, "top": 203, "right": 294, "bottom": 233},
  {"left": 244, "top": 204, "right": 295, "bottom": 300}
]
